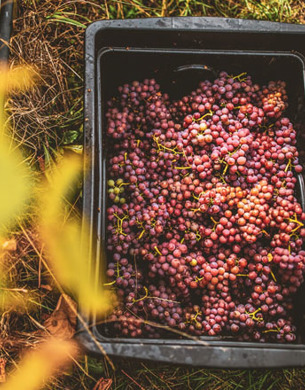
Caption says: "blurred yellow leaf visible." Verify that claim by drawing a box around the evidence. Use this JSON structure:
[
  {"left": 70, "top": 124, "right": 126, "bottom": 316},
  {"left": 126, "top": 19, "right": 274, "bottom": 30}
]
[
  {"left": 2, "top": 339, "right": 77, "bottom": 390},
  {"left": 0, "top": 144, "right": 32, "bottom": 230},
  {"left": 0, "top": 65, "right": 36, "bottom": 94},
  {"left": 0, "top": 65, "right": 113, "bottom": 385},
  {"left": 0, "top": 65, "right": 34, "bottom": 314},
  {"left": 40, "top": 156, "right": 113, "bottom": 316},
  {"left": 1, "top": 239, "right": 17, "bottom": 251},
  {"left": 0, "top": 66, "right": 33, "bottom": 232}
]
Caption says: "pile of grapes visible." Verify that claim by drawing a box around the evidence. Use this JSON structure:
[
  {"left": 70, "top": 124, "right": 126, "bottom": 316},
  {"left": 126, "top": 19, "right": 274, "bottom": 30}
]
[{"left": 105, "top": 71, "right": 305, "bottom": 342}]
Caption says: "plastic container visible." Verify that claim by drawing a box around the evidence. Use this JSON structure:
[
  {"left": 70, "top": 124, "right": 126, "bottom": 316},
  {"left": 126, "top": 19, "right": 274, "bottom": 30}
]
[{"left": 79, "top": 17, "right": 305, "bottom": 367}]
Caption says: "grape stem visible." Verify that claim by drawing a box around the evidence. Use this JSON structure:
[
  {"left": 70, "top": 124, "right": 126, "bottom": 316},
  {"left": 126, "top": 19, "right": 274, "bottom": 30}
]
[
  {"left": 114, "top": 212, "right": 129, "bottom": 236},
  {"left": 270, "top": 269, "right": 277, "bottom": 282},
  {"left": 138, "top": 229, "right": 145, "bottom": 239},
  {"left": 263, "top": 327, "right": 280, "bottom": 334},
  {"left": 285, "top": 159, "right": 293, "bottom": 172},
  {"left": 118, "top": 182, "right": 130, "bottom": 187},
  {"left": 154, "top": 246, "right": 162, "bottom": 256},
  {"left": 193, "top": 109, "right": 213, "bottom": 122},
  {"left": 232, "top": 71, "right": 247, "bottom": 82},
  {"left": 210, "top": 216, "right": 218, "bottom": 231},
  {"left": 104, "top": 262, "right": 121, "bottom": 286},
  {"left": 246, "top": 307, "right": 263, "bottom": 322}
]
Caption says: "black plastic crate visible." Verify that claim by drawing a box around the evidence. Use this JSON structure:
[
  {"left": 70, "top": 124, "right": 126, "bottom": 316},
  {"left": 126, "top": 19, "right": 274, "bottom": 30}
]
[{"left": 79, "top": 17, "right": 305, "bottom": 367}]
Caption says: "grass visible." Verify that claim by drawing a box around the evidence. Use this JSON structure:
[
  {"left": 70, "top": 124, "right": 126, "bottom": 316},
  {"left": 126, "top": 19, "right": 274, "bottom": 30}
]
[{"left": 5, "top": 0, "right": 305, "bottom": 389}]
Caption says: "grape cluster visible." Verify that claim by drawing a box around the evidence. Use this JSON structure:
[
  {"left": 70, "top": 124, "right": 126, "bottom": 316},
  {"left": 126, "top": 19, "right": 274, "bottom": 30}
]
[{"left": 104, "top": 71, "right": 305, "bottom": 343}]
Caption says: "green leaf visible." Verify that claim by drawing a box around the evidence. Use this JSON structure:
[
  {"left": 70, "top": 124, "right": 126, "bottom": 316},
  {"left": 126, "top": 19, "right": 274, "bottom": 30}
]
[
  {"left": 46, "top": 14, "right": 86, "bottom": 29},
  {"left": 62, "top": 131, "right": 79, "bottom": 145}
]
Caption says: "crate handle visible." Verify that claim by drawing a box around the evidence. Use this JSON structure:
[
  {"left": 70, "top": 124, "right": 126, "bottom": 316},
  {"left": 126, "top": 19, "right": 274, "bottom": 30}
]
[
  {"left": 297, "top": 173, "right": 305, "bottom": 212},
  {"left": 174, "top": 64, "right": 217, "bottom": 78}
]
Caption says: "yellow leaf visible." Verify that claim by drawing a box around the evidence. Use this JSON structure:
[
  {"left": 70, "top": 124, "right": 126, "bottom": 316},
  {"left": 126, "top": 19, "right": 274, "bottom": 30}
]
[
  {"left": 39, "top": 156, "right": 113, "bottom": 316},
  {"left": 1, "top": 239, "right": 17, "bottom": 251},
  {"left": 2, "top": 339, "right": 77, "bottom": 390},
  {"left": 0, "top": 145, "right": 32, "bottom": 230},
  {"left": 0, "top": 65, "right": 36, "bottom": 94},
  {"left": 0, "top": 66, "right": 33, "bottom": 232}
]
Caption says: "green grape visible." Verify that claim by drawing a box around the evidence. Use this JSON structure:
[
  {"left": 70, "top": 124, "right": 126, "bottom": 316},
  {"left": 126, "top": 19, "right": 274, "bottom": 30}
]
[
  {"left": 108, "top": 188, "right": 114, "bottom": 194},
  {"left": 114, "top": 196, "right": 120, "bottom": 203},
  {"left": 119, "top": 187, "right": 125, "bottom": 194},
  {"left": 116, "top": 178, "right": 123, "bottom": 186},
  {"left": 120, "top": 198, "right": 126, "bottom": 204},
  {"left": 114, "top": 187, "right": 120, "bottom": 195},
  {"left": 108, "top": 179, "right": 115, "bottom": 187}
]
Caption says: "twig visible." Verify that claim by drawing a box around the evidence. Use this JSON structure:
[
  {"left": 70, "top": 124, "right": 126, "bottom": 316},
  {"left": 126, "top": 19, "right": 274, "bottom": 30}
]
[{"left": 121, "top": 370, "right": 145, "bottom": 390}]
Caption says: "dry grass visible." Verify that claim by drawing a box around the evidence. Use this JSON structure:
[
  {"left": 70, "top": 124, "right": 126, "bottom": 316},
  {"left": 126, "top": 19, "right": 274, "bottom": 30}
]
[
  {"left": 9, "top": 0, "right": 87, "bottom": 161},
  {"left": 3, "top": 0, "right": 305, "bottom": 389}
]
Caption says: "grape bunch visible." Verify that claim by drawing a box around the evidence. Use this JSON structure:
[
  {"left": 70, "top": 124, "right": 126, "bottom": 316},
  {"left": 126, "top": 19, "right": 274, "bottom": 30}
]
[{"left": 104, "top": 70, "right": 305, "bottom": 343}]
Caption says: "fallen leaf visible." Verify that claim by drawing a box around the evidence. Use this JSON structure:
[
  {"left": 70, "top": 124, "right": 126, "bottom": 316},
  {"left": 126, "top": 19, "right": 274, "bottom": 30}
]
[
  {"left": 1, "top": 239, "right": 17, "bottom": 252},
  {"left": 0, "top": 358, "right": 6, "bottom": 383},
  {"left": 44, "top": 294, "right": 77, "bottom": 339},
  {"left": 40, "top": 284, "right": 52, "bottom": 291},
  {"left": 37, "top": 156, "right": 45, "bottom": 172},
  {"left": 93, "top": 378, "right": 113, "bottom": 390}
]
